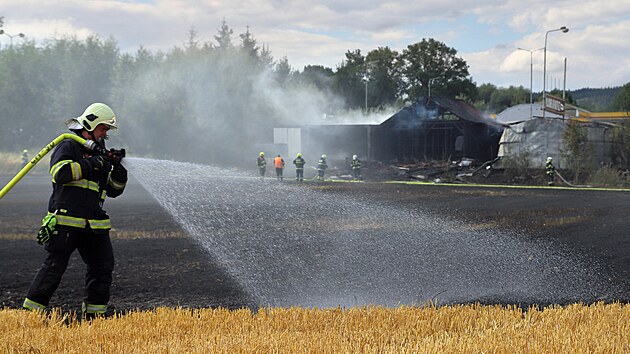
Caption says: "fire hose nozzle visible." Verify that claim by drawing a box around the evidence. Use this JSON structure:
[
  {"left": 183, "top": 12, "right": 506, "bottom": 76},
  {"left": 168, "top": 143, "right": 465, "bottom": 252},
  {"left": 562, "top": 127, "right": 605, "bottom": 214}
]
[{"left": 107, "top": 148, "right": 126, "bottom": 164}]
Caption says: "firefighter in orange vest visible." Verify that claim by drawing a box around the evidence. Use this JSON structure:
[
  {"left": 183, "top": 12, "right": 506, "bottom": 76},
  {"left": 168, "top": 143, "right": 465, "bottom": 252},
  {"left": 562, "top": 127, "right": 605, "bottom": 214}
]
[{"left": 274, "top": 154, "right": 285, "bottom": 181}]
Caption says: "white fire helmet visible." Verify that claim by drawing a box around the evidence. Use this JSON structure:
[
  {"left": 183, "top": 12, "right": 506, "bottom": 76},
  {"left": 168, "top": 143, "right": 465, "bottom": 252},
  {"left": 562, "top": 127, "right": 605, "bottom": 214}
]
[
  {"left": 353, "top": 154, "right": 358, "bottom": 160},
  {"left": 321, "top": 154, "right": 327, "bottom": 159},
  {"left": 65, "top": 103, "right": 117, "bottom": 132},
  {"left": 547, "top": 156, "right": 553, "bottom": 161}
]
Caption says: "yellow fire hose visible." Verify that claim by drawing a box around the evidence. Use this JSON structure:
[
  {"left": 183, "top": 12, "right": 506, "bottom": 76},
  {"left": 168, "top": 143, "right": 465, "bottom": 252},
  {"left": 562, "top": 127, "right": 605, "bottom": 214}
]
[{"left": 0, "top": 134, "right": 95, "bottom": 200}]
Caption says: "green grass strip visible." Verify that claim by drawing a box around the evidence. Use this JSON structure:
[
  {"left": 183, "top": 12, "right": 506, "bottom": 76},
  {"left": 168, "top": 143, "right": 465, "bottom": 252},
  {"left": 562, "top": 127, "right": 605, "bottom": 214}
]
[{"left": 384, "top": 180, "right": 630, "bottom": 192}]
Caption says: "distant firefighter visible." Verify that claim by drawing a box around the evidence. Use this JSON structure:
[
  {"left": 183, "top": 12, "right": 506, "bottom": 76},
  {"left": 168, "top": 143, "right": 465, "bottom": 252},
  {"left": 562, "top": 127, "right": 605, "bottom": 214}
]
[
  {"left": 317, "top": 154, "right": 328, "bottom": 181},
  {"left": 546, "top": 157, "right": 555, "bottom": 186},
  {"left": 21, "top": 149, "right": 29, "bottom": 169},
  {"left": 293, "top": 153, "right": 305, "bottom": 181},
  {"left": 257, "top": 152, "right": 266, "bottom": 178},
  {"left": 274, "top": 154, "right": 285, "bottom": 181},
  {"left": 351, "top": 154, "right": 362, "bottom": 180}
]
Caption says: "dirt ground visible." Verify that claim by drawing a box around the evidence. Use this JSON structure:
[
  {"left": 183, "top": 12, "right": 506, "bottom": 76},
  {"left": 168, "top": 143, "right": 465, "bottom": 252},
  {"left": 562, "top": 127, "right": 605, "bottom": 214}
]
[{"left": 1, "top": 173, "right": 628, "bottom": 313}]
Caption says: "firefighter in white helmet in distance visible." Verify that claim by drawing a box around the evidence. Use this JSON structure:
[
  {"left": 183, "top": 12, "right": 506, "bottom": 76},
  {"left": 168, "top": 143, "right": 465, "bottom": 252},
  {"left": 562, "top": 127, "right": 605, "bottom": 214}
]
[
  {"left": 351, "top": 154, "right": 362, "bottom": 180},
  {"left": 317, "top": 154, "right": 328, "bottom": 181},
  {"left": 20, "top": 149, "right": 29, "bottom": 169},
  {"left": 23, "top": 102, "right": 128, "bottom": 320}
]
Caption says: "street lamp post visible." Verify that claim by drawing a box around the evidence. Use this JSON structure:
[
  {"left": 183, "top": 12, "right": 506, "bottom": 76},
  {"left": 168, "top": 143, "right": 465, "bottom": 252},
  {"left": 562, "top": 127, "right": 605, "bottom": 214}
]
[
  {"left": 0, "top": 29, "right": 26, "bottom": 48},
  {"left": 517, "top": 47, "right": 544, "bottom": 119},
  {"left": 542, "top": 26, "right": 569, "bottom": 119},
  {"left": 363, "top": 74, "right": 369, "bottom": 113},
  {"left": 428, "top": 77, "right": 439, "bottom": 98}
]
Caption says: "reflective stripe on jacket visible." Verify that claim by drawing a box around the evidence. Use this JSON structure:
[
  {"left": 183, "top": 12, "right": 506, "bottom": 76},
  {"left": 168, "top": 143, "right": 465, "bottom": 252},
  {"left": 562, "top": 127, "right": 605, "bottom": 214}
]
[
  {"left": 546, "top": 161, "right": 555, "bottom": 175},
  {"left": 49, "top": 211, "right": 112, "bottom": 230},
  {"left": 317, "top": 159, "right": 327, "bottom": 171}
]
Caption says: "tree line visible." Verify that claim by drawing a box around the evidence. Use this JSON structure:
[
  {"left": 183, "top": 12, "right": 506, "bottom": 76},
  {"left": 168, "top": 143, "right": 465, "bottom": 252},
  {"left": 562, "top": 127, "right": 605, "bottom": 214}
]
[{"left": 1, "top": 18, "right": 629, "bottom": 165}]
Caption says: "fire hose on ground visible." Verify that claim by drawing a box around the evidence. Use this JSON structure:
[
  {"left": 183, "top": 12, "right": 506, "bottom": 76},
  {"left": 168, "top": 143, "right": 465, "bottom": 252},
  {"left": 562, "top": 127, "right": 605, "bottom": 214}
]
[
  {"left": 0, "top": 134, "right": 125, "bottom": 200},
  {"left": 554, "top": 170, "right": 592, "bottom": 188}
]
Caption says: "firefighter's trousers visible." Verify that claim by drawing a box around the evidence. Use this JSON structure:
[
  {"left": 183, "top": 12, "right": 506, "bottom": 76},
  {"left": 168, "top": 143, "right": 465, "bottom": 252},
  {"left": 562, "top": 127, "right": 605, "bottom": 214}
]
[{"left": 26, "top": 227, "right": 114, "bottom": 309}]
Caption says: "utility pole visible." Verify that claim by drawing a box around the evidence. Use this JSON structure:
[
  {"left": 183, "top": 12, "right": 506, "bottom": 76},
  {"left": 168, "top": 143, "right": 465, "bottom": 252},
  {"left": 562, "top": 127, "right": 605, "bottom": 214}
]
[
  {"left": 517, "top": 47, "right": 544, "bottom": 119},
  {"left": 562, "top": 57, "right": 567, "bottom": 100},
  {"left": 363, "top": 74, "right": 368, "bottom": 113}
]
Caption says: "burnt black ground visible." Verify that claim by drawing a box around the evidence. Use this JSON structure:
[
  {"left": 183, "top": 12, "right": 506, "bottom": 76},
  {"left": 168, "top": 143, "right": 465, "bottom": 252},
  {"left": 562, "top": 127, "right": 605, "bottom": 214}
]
[
  {"left": 0, "top": 174, "right": 253, "bottom": 313},
  {"left": 1, "top": 173, "right": 628, "bottom": 313}
]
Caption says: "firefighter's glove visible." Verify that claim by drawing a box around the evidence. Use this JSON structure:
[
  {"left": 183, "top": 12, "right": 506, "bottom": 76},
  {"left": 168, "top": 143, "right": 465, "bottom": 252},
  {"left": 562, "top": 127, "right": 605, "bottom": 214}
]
[
  {"left": 111, "top": 163, "right": 128, "bottom": 184},
  {"left": 85, "top": 155, "right": 110, "bottom": 178},
  {"left": 37, "top": 213, "right": 57, "bottom": 245}
]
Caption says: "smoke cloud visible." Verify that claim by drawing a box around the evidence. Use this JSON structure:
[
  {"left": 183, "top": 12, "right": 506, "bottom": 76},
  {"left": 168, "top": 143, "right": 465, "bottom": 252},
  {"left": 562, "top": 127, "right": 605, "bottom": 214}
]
[
  {"left": 110, "top": 51, "right": 340, "bottom": 167},
  {"left": 110, "top": 49, "right": 394, "bottom": 169}
]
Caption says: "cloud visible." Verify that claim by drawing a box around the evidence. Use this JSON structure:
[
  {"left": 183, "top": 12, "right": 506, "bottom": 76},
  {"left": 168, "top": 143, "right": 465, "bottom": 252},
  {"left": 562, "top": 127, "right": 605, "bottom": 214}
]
[
  {"left": 370, "top": 29, "right": 408, "bottom": 42},
  {"left": 1, "top": 0, "right": 628, "bottom": 89}
]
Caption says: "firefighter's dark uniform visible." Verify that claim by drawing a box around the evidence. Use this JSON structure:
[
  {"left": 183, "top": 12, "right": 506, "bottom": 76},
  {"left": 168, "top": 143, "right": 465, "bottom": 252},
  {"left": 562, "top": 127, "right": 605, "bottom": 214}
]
[
  {"left": 293, "top": 156, "right": 305, "bottom": 181},
  {"left": 257, "top": 156, "right": 266, "bottom": 177},
  {"left": 23, "top": 134, "right": 127, "bottom": 316},
  {"left": 546, "top": 159, "right": 555, "bottom": 185},
  {"left": 317, "top": 158, "right": 327, "bottom": 181},
  {"left": 351, "top": 158, "right": 362, "bottom": 180}
]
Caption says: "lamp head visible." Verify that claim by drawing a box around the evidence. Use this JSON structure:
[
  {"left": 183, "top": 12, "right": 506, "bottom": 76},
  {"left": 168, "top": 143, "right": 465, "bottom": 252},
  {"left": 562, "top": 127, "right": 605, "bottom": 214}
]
[{"left": 560, "top": 26, "right": 569, "bottom": 33}]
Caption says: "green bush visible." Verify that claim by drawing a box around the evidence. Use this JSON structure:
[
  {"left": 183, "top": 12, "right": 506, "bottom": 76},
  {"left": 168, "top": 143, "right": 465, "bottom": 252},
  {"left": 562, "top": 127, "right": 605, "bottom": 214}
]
[
  {"left": 588, "top": 166, "right": 629, "bottom": 188},
  {"left": 501, "top": 149, "right": 532, "bottom": 181}
]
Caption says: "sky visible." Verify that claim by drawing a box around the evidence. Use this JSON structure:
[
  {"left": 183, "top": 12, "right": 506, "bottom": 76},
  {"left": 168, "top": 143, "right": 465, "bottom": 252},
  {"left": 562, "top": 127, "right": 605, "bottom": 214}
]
[{"left": 1, "top": 0, "right": 629, "bottom": 91}]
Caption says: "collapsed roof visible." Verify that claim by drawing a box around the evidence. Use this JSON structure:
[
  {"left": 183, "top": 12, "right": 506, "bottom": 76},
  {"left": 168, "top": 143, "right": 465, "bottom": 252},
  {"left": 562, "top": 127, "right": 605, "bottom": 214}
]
[{"left": 382, "top": 97, "right": 504, "bottom": 129}]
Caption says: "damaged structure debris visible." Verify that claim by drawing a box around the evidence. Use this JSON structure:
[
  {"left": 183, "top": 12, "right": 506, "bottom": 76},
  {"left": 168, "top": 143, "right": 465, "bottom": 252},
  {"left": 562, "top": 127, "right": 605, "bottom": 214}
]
[
  {"left": 497, "top": 102, "right": 630, "bottom": 169},
  {"left": 272, "top": 97, "right": 504, "bottom": 180},
  {"left": 378, "top": 97, "right": 503, "bottom": 163},
  {"left": 271, "top": 95, "right": 629, "bottom": 184}
]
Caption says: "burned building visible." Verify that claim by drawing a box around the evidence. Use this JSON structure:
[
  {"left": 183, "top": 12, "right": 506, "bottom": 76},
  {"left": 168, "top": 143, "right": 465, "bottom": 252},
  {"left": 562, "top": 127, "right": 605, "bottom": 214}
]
[
  {"left": 270, "top": 97, "right": 503, "bottom": 169},
  {"left": 376, "top": 97, "right": 504, "bottom": 163}
]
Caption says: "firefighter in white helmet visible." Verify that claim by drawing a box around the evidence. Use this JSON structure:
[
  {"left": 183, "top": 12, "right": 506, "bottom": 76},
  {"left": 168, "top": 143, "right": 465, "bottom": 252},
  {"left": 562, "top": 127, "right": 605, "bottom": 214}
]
[
  {"left": 317, "top": 154, "right": 328, "bottom": 181},
  {"left": 351, "top": 154, "right": 362, "bottom": 180},
  {"left": 20, "top": 149, "right": 29, "bottom": 169},
  {"left": 23, "top": 103, "right": 127, "bottom": 320}
]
